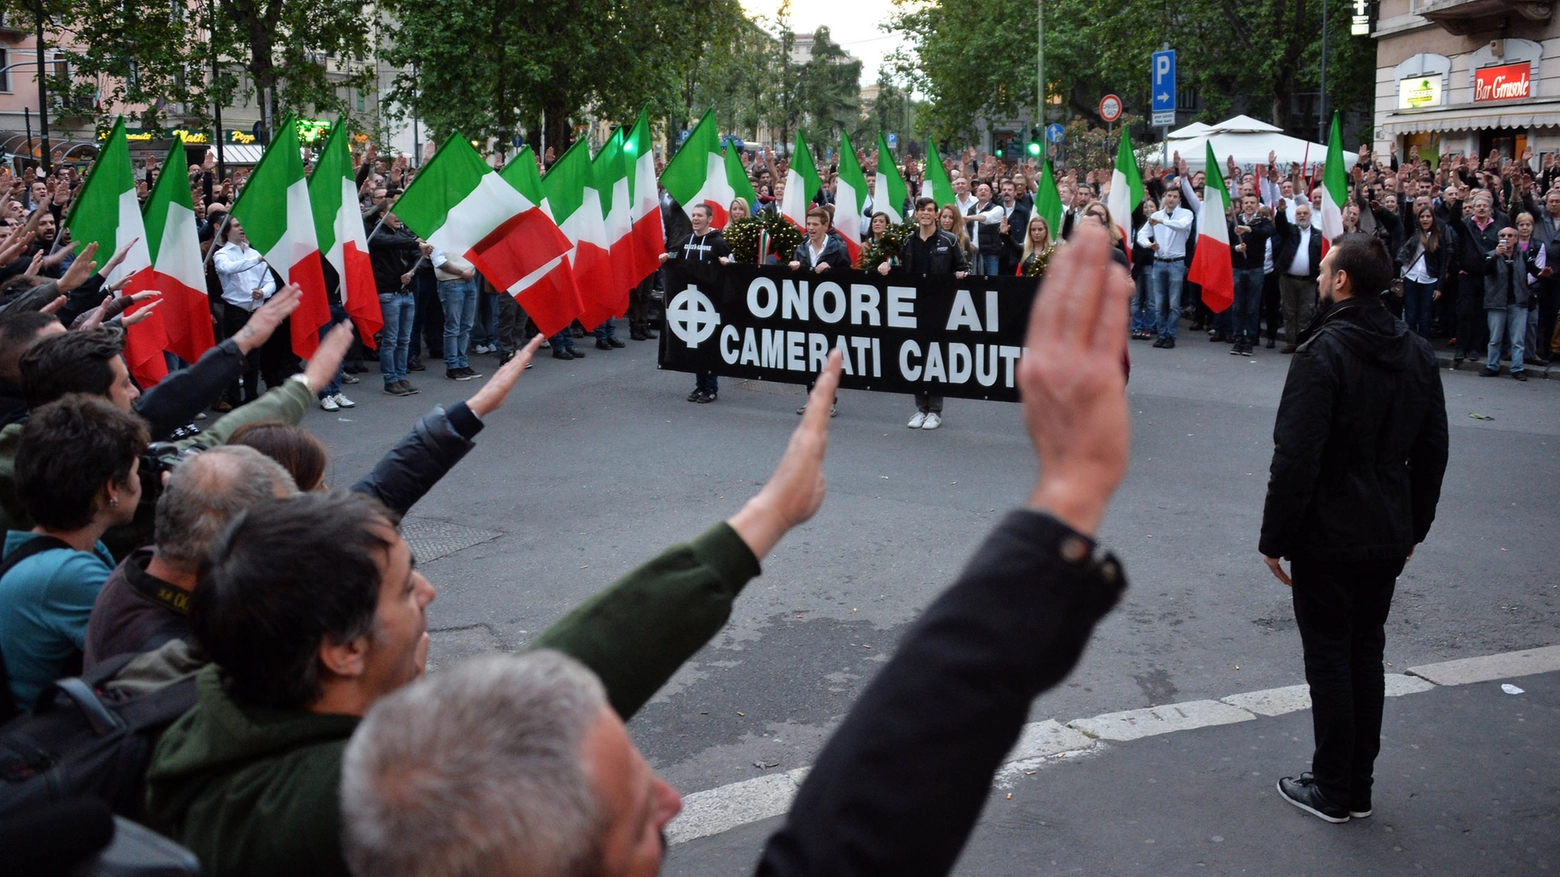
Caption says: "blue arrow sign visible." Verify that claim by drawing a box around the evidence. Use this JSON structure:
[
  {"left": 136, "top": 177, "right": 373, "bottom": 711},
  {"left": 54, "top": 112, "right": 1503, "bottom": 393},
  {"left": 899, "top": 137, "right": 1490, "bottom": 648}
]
[
  {"left": 1151, "top": 50, "right": 1177, "bottom": 114},
  {"left": 1045, "top": 123, "right": 1065, "bottom": 143}
]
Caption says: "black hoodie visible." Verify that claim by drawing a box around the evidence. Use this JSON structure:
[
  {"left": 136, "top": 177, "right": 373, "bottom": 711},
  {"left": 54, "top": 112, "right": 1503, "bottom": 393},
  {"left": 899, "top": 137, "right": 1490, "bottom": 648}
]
[{"left": 1260, "top": 295, "right": 1449, "bottom": 562}]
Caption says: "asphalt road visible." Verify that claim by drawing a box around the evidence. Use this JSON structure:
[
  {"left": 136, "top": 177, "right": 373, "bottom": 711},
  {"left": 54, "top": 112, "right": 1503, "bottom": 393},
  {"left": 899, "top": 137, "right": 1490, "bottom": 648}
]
[{"left": 308, "top": 330, "right": 1558, "bottom": 850}]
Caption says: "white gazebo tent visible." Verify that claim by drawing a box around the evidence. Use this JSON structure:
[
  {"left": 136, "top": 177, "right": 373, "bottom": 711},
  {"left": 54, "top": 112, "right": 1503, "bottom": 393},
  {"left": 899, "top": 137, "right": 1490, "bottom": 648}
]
[{"left": 1164, "top": 115, "right": 1327, "bottom": 175}]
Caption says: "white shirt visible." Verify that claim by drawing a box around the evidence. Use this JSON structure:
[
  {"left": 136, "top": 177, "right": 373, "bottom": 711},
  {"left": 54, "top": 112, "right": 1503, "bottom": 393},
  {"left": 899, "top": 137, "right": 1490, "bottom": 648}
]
[
  {"left": 1135, "top": 207, "right": 1193, "bottom": 259},
  {"left": 1289, "top": 227, "right": 1313, "bottom": 276},
  {"left": 966, "top": 199, "right": 1003, "bottom": 249},
  {"left": 212, "top": 242, "right": 277, "bottom": 310}
]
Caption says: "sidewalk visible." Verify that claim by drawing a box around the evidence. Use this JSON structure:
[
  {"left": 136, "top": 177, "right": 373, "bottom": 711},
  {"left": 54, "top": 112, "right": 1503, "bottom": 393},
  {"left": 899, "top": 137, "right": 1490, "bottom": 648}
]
[{"left": 664, "top": 654, "right": 1560, "bottom": 876}]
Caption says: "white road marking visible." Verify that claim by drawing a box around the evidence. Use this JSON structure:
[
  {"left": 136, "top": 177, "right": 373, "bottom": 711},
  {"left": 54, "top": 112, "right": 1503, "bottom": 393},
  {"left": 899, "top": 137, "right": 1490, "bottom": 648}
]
[{"left": 664, "top": 644, "right": 1556, "bottom": 845}]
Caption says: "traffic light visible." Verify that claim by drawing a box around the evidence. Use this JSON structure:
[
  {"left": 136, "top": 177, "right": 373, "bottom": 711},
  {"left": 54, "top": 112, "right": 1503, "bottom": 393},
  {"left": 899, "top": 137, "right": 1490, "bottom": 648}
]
[{"left": 1027, "top": 125, "right": 1042, "bottom": 157}]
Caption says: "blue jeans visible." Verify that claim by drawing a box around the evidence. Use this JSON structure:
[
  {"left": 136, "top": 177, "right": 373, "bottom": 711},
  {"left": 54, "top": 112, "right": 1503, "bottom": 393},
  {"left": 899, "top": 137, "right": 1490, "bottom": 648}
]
[
  {"left": 1131, "top": 272, "right": 1155, "bottom": 332},
  {"left": 379, "top": 292, "right": 415, "bottom": 383},
  {"left": 593, "top": 317, "right": 618, "bottom": 341},
  {"left": 1403, "top": 280, "right": 1435, "bottom": 337},
  {"left": 471, "top": 293, "right": 498, "bottom": 348},
  {"left": 977, "top": 253, "right": 1000, "bottom": 277},
  {"left": 1232, "top": 267, "right": 1264, "bottom": 342},
  {"left": 1487, "top": 304, "right": 1527, "bottom": 372},
  {"left": 318, "top": 302, "right": 348, "bottom": 397},
  {"left": 1152, "top": 260, "right": 1187, "bottom": 339},
  {"left": 438, "top": 278, "right": 478, "bottom": 370}
]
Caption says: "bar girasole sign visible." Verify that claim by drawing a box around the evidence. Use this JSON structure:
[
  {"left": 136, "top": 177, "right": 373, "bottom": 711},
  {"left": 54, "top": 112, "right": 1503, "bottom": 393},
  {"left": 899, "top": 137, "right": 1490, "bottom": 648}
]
[{"left": 1474, "top": 63, "right": 1532, "bottom": 103}]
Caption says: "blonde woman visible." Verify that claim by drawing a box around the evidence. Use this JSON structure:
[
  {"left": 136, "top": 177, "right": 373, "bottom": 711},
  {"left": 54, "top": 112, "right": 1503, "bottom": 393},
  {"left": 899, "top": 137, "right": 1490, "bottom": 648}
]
[{"left": 1018, "top": 216, "right": 1054, "bottom": 276}]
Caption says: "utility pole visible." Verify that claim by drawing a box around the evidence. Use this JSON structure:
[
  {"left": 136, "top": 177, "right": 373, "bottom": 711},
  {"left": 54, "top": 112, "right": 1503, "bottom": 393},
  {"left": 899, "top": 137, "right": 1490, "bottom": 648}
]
[
  {"left": 33, "top": 0, "right": 50, "bottom": 174},
  {"left": 1319, "top": 0, "right": 1328, "bottom": 145},
  {"left": 208, "top": 0, "right": 225, "bottom": 182},
  {"left": 1036, "top": 0, "right": 1045, "bottom": 128}
]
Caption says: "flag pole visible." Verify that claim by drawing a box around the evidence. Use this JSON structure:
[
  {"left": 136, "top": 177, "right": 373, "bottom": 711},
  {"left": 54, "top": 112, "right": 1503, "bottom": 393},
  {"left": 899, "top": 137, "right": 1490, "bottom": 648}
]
[{"left": 202, "top": 214, "right": 232, "bottom": 269}]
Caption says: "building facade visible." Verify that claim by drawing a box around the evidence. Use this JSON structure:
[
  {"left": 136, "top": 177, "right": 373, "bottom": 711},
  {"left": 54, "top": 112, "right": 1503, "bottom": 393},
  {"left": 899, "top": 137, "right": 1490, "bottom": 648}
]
[{"left": 1374, "top": 0, "right": 1560, "bottom": 160}]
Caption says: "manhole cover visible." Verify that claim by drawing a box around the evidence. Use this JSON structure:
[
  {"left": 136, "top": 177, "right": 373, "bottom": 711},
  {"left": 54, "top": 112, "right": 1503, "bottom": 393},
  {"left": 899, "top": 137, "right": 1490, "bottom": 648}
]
[{"left": 400, "top": 518, "right": 503, "bottom": 563}]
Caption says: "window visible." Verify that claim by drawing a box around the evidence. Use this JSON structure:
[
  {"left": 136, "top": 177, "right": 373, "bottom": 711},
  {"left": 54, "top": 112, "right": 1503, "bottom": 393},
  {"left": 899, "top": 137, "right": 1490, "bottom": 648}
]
[
  {"left": 1178, "top": 88, "right": 1199, "bottom": 111},
  {"left": 0, "top": 48, "right": 9, "bottom": 93},
  {"left": 355, "top": 89, "right": 365, "bottom": 111}
]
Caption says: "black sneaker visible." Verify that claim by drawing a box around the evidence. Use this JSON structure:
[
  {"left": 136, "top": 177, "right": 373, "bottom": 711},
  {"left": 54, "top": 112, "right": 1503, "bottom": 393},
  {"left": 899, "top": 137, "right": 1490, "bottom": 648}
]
[
  {"left": 460, "top": 366, "right": 483, "bottom": 379},
  {"left": 1480, "top": 366, "right": 1499, "bottom": 377},
  {"left": 567, "top": 347, "right": 585, "bottom": 358},
  {"left": 1152, "top": 337, "right": 1167, "bottom": 348},
  {"left": 595, "top": 338, "right": 614, "bottom": 350},
  {"left": 687, "top": 389, "right": 703, "bottom": 402},
  {"left": 447, "top": 368, "right": 475, "bottom": 381},
  {"left": 384, "top": 382, "right": 411, "bottom": 396},
  {"left": 1277, "top": 775, "right": 1350, "bottom": 823},
  {"left": 1230, "top": 344, "right": 1245, "bottom": 355},
  {"left": 396, "top": 380, "right": 420, "bottom": 395},
  {"left": 1512, "top": 370, "right": 1528, "bottom": 382},
  {"left": 552, "top": 349, "right": 575, "bottom": 360},
  {"left": 607, "top": 337, "right": 626, "bottom": 348},
  {"left": 408, "top": 358, "right": 426, "bottom": 372},
  {"left": 696, "top": 390, "right": 717, "bottom": 403},
  {"left": 1162, "top": 337, "right": 1176, "bottom": 349}
]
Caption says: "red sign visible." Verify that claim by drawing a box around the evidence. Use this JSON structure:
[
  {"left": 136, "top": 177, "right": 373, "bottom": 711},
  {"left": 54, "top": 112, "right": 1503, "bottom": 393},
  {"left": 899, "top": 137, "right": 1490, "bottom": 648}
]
[
  {"left": 1099, "top": 94, "right": 1123, "bottom": 123},
  {"left": 1474, "top": 64, "right": 1531, "bottom": 102}
]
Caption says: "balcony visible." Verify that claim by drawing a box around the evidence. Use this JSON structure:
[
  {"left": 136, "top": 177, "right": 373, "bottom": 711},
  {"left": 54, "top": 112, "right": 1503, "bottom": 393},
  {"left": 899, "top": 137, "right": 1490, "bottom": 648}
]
[{"left": 1412, "top": 0, "right": 1553, "bottom": 35}]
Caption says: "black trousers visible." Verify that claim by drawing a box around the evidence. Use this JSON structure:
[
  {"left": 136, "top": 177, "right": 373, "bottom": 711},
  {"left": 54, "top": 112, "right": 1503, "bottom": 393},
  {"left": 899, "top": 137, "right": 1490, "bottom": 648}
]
[
  {"left": 1455, "top": 273, "right": 1488, "bottom": 358},
  {"left": 1261, "top": 270, "right": 1281, "bottom": 341},
  {"left": 1290, "top": 554, "right": 1405, "bottom": 808},
  {"left": 221, "top": 306, "right": 296, "bottom": 404}
]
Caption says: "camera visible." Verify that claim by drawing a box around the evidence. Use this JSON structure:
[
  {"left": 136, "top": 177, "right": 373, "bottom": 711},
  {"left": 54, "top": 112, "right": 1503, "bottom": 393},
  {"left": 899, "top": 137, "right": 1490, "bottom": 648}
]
[{"left": 137, "top": 441, "right": 207, "bottom": 511}]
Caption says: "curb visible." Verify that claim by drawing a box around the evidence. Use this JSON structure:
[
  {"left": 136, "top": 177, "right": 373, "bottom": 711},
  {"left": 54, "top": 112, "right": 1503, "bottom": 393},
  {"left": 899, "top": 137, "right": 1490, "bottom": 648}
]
[{"left": 663, "top": 642, "right": 1559, "bottom": 845}]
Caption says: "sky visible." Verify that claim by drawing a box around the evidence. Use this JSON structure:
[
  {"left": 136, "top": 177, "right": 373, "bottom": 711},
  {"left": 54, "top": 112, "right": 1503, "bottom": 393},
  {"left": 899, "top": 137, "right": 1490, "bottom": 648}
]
[{"left": 739, "top": 0, "right": 908, "bottom": 86}]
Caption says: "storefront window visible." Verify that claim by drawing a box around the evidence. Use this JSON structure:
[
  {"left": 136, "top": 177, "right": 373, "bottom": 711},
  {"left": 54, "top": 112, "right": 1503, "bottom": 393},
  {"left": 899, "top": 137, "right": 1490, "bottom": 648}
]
[{"left": 1478, "top": 129, "right": 1527, "bottom": 162}]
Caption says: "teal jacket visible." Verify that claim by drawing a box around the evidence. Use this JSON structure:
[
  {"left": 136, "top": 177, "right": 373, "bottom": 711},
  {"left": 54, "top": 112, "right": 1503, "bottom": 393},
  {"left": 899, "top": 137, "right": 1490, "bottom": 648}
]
[{"left": 144, "top": 521, "right": 761, "bottom": 877}]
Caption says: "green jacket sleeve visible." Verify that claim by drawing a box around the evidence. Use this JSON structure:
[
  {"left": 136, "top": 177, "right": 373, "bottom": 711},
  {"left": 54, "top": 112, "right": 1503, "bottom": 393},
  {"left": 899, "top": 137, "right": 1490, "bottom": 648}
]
[
  {"left": 528, "top": 522, "right": 761, "bottom": 720},
  {"left": 184, "top": 378, "right": 312, "bottom": 449}
]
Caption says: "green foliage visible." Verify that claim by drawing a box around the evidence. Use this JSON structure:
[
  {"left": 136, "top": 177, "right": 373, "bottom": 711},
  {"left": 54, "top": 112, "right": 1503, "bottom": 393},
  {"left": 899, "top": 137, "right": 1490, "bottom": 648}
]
[
  {"left": 886, "top": 0, "right": 1376, "bottom": 144},
  {"left": 795, "top": 27, "right": 862, "bottom": 148}
]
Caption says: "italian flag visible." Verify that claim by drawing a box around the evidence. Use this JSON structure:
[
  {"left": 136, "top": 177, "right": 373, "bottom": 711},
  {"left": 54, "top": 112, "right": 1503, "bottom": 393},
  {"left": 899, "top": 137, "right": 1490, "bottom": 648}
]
[
  {"left": 1105, "top": 133, "right": 1143, "bottom": 264},
  {"left": 1187, "top": 143, "right": 1234, "bottom": 313},
  {"left": 65, "top": 117, "right": 167, "bottom": 386},
  {"left": 921, "top": 142, "right": 955, "bottom": 208},
  {"left": 141, "top": 140, "right": 215, "bottom": 366},
  {"left": 834, "top": 131, "right": 869, "bottom": 264},
  {"left": 875, "top": 133, "right": 909, "bottom": 223},
  {"left": 779, "top": 131, "right": 821, "bottom": 230},
  {"left": 309, "top": 117, "right": 380, "bottom": 346},
  {"left": 1034, "top": 159, "right": 1064, "bottom": 240},
  {"left": 497, "top": 146, "right": 583, "bottom": 336},
  {"left": 595, "top": 128, "right": 636, "bottom": 307},
  {"left": 229, "top": 114, "right": 330, "bottom": 358},
  {"left": 545, "top": 137, "right": 616, "bottom": 330},
  {"left": 724, "top": 145, "right": 758, "bottom": 213},
  {"left": 660, "top": 109, "right": 734, "bottom": 227},
  {"left": 624, "top": 108, "right": 664, "bottom": 284},
  {"left": 394, "top": 134, "right": 574, "bottom": 334},
  {"left": 1317, "top": 111, "right": 1346, "bottom": 252}
]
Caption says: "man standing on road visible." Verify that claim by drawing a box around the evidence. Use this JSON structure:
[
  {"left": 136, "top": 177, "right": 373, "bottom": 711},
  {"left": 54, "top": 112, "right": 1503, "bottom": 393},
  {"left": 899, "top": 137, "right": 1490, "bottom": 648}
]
[
  {"left": 879, "top": 197, "right": 969, "bottom": 430},
  {"left": 1261, "top": 232, "right": 1449, "bottom": 824},
  {"left": 661, "top": 203, "right": 731, "bottom": 403},
  {"left": 1271, "top": 202, "right": 1323, "bottom": 353},
  {"left": 1135, "top": 188, "right": 1193, "bottom": 349}
]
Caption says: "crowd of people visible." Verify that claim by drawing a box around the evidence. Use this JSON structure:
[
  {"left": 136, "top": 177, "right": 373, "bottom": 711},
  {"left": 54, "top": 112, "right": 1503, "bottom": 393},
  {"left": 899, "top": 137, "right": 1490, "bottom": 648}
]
[{"left": 0, "top": 118, "right": 1484, "bottom": 875}]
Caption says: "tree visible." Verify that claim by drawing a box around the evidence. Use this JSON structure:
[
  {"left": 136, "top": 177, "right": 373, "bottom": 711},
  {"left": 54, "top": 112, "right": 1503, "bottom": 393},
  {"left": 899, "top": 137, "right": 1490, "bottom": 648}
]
[
  {"left": 885, "top": 0, "right": 1375, "bottom": 145},
  {"left": 795, "top": 27, "right": 862, "bottom": 149}
]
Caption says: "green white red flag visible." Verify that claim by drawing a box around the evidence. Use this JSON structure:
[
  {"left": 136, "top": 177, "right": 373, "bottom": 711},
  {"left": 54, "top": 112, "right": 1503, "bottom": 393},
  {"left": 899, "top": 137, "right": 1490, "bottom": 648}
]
[
  {"left": 779, "top": 132, "right": 821, "bottom": 230},
  {"left": 1318, "top": 111, "right": 1347, "bottom": 252},
  {"left": 1106, "top": 133, "right": 1144, "bottom": 263},
  {"left": 394, "top": 133, "right": 574, "bottom": 334},
  {"left": 309, "top": 117, "right": 380, "bottom": 346},
  {"left": 834, "top": 132, "right": 869, "bottom": 264},
  {"left": 1034, "top": 160, "right": 1064, "bottom": 241},
  {"left": 229, "top": 115, "right": 330, "bottom": 358},
  {"left": 724, "top": 145, "right": 759, "bottom": 213},
  {"left": 141, "top": 140, "right": 215, "bottom": 365},
  {"left": 921, "top": 142, "right": 955, "bottom": 208},
  {"left": 624, "top": 109, "right": 663, "bottom": 284},
  {"left": 1187, "top": 143, "right": 1234, "bottom": 313},
  {"left": 65, "top": 116, "right": 167, "bottom": 386},
  {"left": 545, "top": 137, "right": 616, "bottom": 329},
  {"left": 497, "top": 146, "right": 583, "bottom": 336},
  {"left": 875, "top": 134, "right": 909, "bottom": 223},
  {"left": 594, "top": 128, "right": 635, "bottom": 319},
  {"left": 660, "top": 109, "right": 735, "bottom": 227}
]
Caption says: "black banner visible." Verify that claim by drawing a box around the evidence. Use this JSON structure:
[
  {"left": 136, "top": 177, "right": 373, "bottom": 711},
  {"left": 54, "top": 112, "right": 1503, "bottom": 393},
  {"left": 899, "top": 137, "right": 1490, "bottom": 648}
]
[{"left": 657, "top": 262, "right": 1039, "bottom": 403}]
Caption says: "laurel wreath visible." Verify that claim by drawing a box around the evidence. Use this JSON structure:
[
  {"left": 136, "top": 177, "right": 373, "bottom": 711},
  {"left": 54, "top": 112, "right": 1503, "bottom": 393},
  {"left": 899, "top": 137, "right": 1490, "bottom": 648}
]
[
  {"left": 860, "top": 221, "right": 917, "bottom": 270},
  {"left": 1022, "top": 244, "right": 1057, "bottom": 278},
  {"left": 724, "top": 212, "right": 806, "bottom": 265}
]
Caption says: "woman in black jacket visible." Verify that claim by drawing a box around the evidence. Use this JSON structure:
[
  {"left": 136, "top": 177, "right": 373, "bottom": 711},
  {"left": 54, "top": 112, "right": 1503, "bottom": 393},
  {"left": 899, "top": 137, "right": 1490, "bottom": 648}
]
[{"left": 1396, "top": 205, "right": 1453, "bottom": 338}]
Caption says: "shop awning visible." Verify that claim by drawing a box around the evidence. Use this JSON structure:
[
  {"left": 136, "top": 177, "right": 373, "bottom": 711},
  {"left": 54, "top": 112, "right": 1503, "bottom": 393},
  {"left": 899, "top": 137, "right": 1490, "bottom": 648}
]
[
  {"left": 1379, "top": 101, "right": 1560, "bottom": 136},
  {"left": 210, "top": 144, "right": 267, "bottom": 165}
]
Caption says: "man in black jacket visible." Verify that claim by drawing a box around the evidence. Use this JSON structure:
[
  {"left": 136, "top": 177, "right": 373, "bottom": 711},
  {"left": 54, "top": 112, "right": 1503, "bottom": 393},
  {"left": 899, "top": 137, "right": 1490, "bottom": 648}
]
[
  {"left": 879, "top": 197, "right": 969, "bottom": 429},
  {"left": 338, "top": 228, "right": 1133, "bottom": 877},
  {"left": 1230, "top": 195, "right": 1274, "bottom": 355},
  {"left": 1261, "top": 232, "right": 1449, "bottom": 824},
  {"left": 1272, "top": 202, "right": 1324, "bottom": 352},
  {"left": 661, "top": 204, "right": 731, "bottom": 402},
  {"left": 368, "top": 211, "right": 431, "bottom": 396}
]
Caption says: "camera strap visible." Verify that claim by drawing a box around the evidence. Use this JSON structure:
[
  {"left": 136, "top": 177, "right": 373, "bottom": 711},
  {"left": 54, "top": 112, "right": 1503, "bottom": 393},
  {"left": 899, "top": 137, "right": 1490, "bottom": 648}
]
[{"left": 124, "top": 555, "right": 191, "bottom": 614}]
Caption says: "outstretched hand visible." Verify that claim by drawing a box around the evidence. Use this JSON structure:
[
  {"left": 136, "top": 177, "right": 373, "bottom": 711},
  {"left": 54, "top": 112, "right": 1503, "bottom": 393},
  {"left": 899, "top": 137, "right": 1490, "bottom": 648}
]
[
  {"left": 467, "top": 334, "right": 544, "bottom": 417},
  {"left": 727, "top": 349, "right": 843, "bottom": 560},
  {"left": 303, "top": 322, "right": 355, "bottom": 393},
  {"left": 1019, "top": 225, "right": 1132, "bottom": 536},
  {"left": 234, "top": 284, "right": 302, "bottom": 354}
]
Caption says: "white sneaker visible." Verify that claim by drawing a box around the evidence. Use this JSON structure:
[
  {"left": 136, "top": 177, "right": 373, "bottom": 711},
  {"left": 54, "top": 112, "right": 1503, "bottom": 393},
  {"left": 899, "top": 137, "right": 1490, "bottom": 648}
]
[
  {"left": 907, "top": 411, "right": 927, "bottom": 429},
  {"left": 921, "top": 413, "right": 942, "bottom": 430},
  {"left": 332, "top": 393, "right": 356, "bottom": 409},
  {"left": 319, "top": 395, "right": 339, "bottom": 412}
]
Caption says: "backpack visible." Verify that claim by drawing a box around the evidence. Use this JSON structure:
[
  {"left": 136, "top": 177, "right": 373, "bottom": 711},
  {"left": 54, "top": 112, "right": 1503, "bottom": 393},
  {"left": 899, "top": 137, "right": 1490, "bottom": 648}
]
[{"left": 0, "top": 649, "right": 199, "bottom": 820}]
